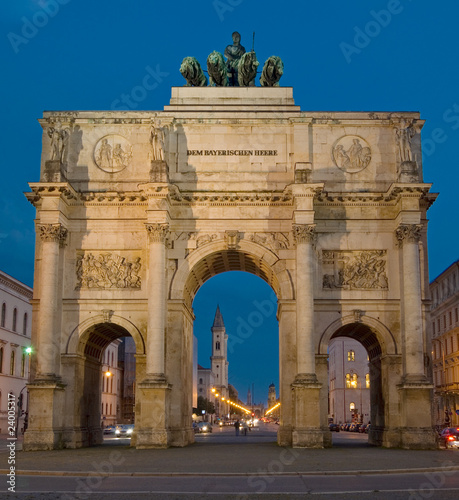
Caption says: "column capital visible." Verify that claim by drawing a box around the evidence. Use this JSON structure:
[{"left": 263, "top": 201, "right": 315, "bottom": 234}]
[
  {"left": 395, "top": 224, "right": 422, "bottom": 245},
  {"left": 37, "top": 223, "right": 68, "bottom": 246},
  {"left": 145, "top": 223, "right": 170, "bottom": 243},
  {"left": 293, "top": 224, "right": 316, "bottom": 245}
]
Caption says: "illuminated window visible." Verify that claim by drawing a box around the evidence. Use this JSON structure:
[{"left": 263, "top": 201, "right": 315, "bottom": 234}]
[
  {"left": 350, "top": 402, "right": 355, "bottom": 411},
  {"left": 366, "top": 373, "right": 370, "bottom": 388},
  {"left": 351, "top": 373, "right": 358, "bottom": 388},
  {"left": 348, "top": 350, "right": 355, "bottom": 361},
  {"left": 346, "top": 373, "right": 351, "bottom": 388}
]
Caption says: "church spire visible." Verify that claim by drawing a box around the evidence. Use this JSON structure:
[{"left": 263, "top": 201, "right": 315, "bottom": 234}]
[{"left": 212, "top": 305, "right": 225, "bottom": 328}]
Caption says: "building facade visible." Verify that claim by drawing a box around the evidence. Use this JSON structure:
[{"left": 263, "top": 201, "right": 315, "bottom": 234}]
[
  {"left": 100, "top": 339, "right": 122, "bottom": 427},
  {"left": 25, "top": 86, "right": 437, "bottom": 450},
  {"left": 328, "top": 338, "right": 370, "bottom": 424},
  {"left": 0, "top": 271, "right": 32, "bottom": 434},
  {"left": 430, "top": 260, "right": 459, "bottom": 427}
]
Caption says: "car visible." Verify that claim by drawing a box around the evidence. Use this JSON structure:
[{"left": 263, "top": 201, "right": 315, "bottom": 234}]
[
  {"left": 196, "top": 422, "right": 212, "bottom": 433},
  {"left": 329, "top": 423, "right": 340, "bottom": 432},
  {"left": 440, "top": 427, "right": 459, "bottom": 449},
  {"left": 115, "top": 424, "right": 134, "bottom": 437},
  {"left": 358, "top": 424, "right": 367, "bottom": 433},
  {"left": 103, "top": 425, "right": 116, "bottom": 435}
]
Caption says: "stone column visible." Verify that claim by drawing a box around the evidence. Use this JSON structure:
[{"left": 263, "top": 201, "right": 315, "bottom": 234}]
[
  {"left": 293, "top": 224, "right": 317, "bottom": 381},
  {"left": 395, "top": 224, "right": 425, "bottom": 380},
  {"left": 136, "top": 223, "right": 171, "bottom": 449},
  {"left": 145, "top": 223, "right": 169, "bottom": 380},
  {"left": 291, "top": 224, "right": 323, "bottom": 447},
  {"left": 36, "top": 223, "right": 67, "bottom": 379},
  {"left": 395, "top": 223, "right": 436, "bottom": 449},
  {"left": 24, "top": 223, "right": 67, "bottom": 451}
]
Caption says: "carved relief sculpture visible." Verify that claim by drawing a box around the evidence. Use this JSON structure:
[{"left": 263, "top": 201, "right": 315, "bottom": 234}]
[
  {"left": 322, "top": 250, "right": 388, "bottom": 290},
  {"left": 76, "top": 252, "right": 141, "bottom": 289},
  {"left": 250, "top": 232, "right": 290, "bottom": 251},
  {"left": 332, "top": 136, "right": 371, "bottom": 173},
  {"left": 94, "top": 135, "right": 132, "bottom": 173}
]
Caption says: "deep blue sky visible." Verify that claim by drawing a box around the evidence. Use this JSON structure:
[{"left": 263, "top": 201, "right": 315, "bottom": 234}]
[{"left": 2, "top": 1, "right": 459, "bottom": 404}]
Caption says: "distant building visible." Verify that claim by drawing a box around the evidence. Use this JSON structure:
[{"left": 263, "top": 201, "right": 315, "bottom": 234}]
[
  {"left": 196, "top": 306, "right": 229, "bottom": 417},
  {"left": 0, "top": 271, "right": 32, "bottom": 434},
  {"left": 118, "top": 336, "right": 136, "bottom": 424},
  {"left": 328, "top": 338, "right": 370, "bottom": 424},
  {"left": 266, "top": 382, "right": 280, "bottom": 419},
  {"left": 430, "top": 260, "right": 459, "bottom": 427},
  {"left": 100, "top": 340, "right": 122, "bottom": 427}
]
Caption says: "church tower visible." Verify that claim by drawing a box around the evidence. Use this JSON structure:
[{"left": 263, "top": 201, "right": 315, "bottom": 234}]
[{"left": 210, "top": 305, "right": 229, "bottom": 399}]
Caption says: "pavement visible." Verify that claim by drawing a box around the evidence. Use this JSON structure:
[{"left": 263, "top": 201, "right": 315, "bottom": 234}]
[{"left": 1, "top": 425, "right": 459, "bottom": 499}]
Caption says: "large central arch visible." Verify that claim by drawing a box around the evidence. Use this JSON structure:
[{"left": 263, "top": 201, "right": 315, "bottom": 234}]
[{"left": 167, "top": 240, "right": 295, "bottom": 446}]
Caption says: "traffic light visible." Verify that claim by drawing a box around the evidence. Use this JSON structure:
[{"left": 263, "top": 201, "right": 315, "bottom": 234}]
[{"left": 251, "top": 413, "right": 255, "bottom": 417}]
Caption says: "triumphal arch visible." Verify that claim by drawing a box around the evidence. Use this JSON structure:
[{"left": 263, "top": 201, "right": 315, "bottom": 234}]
[{"left": 25, "top": 73, "right": 438, "bottom": 450}]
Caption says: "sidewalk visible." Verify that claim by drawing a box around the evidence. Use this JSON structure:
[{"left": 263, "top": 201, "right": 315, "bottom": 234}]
[{"left": 1, "top": 434, "right": 459, "bottom": 477}]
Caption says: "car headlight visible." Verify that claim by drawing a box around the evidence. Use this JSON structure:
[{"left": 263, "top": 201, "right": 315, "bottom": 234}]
[
  {"left": 127, "top": 428, "right": 133, "bottom": 435},
  {"left": 202, "top": 426, "right": 207, "bottom": 431},
  {"left": 115, "top": 430, "right": 120, "bottom": 435}
]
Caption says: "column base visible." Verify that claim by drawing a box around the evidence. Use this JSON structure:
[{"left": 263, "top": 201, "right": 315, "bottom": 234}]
[
  {"left": 169, "top": 427, "right": 195, "bottom": 447},
  {"left": 277, "top": 425, "right": 293, "bottom": 447},
  {"left": 135, "top": 379, "right": 171, "bottom": 449},
  {"left": 291, "top": 377, "right": 330, "bottom": 448},
  {"left": 23, "top": 381, "right": 66, "bottom": 451}
]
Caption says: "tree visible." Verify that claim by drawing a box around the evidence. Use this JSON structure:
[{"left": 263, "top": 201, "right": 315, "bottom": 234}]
[{"left": 197, "top": 396, "right": 215, "bottom": 415}]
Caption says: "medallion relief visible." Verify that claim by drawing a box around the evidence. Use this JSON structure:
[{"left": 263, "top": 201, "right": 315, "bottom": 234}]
[
  {"left": 332, "top": 135, "right": 371, "bottom": 173},
  {"left": 94, "top": 134, "right": 132, "bottom": 173},
  {"left": 322, "top": 250, "right": 388, "bottom": 290},
  {"left": 76, "top": 252, "right": 141, "bottom": 289}
]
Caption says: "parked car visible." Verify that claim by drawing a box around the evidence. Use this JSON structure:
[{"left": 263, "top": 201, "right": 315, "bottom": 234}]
[
  {"left": 365, "top": 424, "right": 370, "bottom": 434},
  {"left": 358, "top": 424, "right": 367, "bottom": 433},
  {"left": 329, "top": 423, "right": 340, "bottom": 432},
  {"left": 103, "top": 425, "right": 116, "bottom": 435},
  {"left": 115, "top": 424, "right": 134, "bottom": 436},
  {"left": 196, "top": 422, "right": 212, "bottom": 433},
  {"left": 439, "top": 427, "right": 459, "bottom": 449}
]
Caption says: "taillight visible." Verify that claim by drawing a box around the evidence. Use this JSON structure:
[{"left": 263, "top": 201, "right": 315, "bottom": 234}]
[{"left": 448, "top": 436, "right": 455, "bottom": 441}]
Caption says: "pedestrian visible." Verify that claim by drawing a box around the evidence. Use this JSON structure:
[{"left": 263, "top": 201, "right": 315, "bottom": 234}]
[
  {"left": 234, "top": 419, "right": 240, "bottom": 436},
  {"left": 243, "top": 424, "right": 248, "bottom": 436}
]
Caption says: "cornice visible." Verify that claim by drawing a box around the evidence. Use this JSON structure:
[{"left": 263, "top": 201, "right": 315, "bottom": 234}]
[
  {"left": 315, "top": 183, "right": 436, "bottom": 207},
  {"left": 0, "top": 274, "right": 33, "bottom": 300},
  {"left": 26, "top": 183, "right": 79, "bottom": 207}
]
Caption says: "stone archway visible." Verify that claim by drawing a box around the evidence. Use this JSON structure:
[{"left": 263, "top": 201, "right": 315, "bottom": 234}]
[{"left": 25, "top": 87, "right": 437, "bottom": 450}]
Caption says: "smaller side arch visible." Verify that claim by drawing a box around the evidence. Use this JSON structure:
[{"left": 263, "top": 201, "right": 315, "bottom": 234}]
[
  {"left": 318, "top": 314, "right": 398, "bottom": 358},
  {"left": 65, "top": 314, "right": 146, "bottom": 357}
]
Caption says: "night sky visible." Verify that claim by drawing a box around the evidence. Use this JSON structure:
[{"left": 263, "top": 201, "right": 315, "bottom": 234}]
[{"left": 2, "top": 0, "right": 459, "bottom": 404}]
